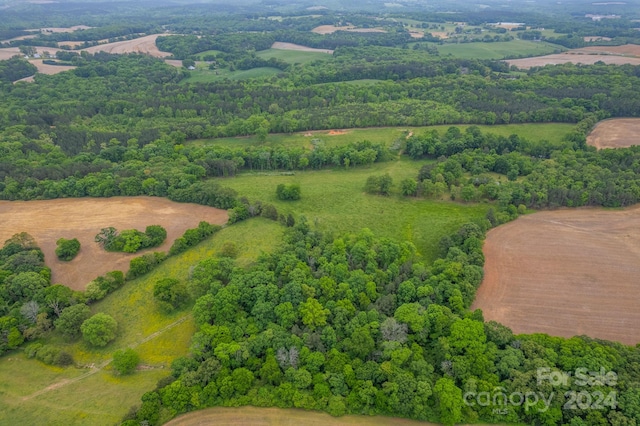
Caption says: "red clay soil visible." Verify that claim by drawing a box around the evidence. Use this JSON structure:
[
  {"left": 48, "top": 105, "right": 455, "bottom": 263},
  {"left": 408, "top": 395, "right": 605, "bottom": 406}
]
[
  {"left": 165, "top": 406, "right": 443, "bottom": 426},
  {"left": 472, "top": 206, "right": 640, "bottom": 346},
  {"left": 0, "top": 197, "right": 228, "bottom": 290},
  {"left": 587, "top": 118, "right": 640, "bottom": 149}
]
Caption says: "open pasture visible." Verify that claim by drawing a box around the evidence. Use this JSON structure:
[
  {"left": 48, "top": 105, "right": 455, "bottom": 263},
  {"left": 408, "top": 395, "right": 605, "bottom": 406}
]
[
  {"left": 587, "top": 118, "right": 640, "bottom": 149},
  {"left": 435, "top": 40, "right": 564, "bottom": 60},
  {"left": 0, "top": 197, "right": 228, "bottom": 290},
  {"left": 258, "top": 46, "right": 333, "bottom": 64},
  {"left": 473, "top": 206, "right": 640, "bottom": 346},
  {"left": 192, "top": 123, "right": 574, "bottom": 150}
]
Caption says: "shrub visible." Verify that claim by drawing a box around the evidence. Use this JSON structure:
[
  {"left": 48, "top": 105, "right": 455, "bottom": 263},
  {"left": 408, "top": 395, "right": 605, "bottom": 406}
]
[
  {"left": 126, "top": 252, "right": 167, "bottom": 280},
  {"left": 81, "top": 313, "right": 118, "bottom": 347},
  {"left": 276, "top": 183, "right": 301, "bottom": 201},
  {"left": 169, "top": 222, "right": 221, "bottom": 256},
  {"left": 55, "top": 238, "right": 81, "bottom": 261},
  {"left": 112, "top": 348, "right": 140, "bottom": 375}
]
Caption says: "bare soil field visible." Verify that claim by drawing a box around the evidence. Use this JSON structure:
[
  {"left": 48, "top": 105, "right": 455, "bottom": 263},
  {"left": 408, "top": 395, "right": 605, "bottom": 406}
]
[
  {"left": 472, "top": 206, "right": 640, "bottom": 346},
  {"left": 166, "top": 407, "right": 441, "bottom": 426},
  {"left": 505, "top": 52, "right": 640, "bottom": 69},
  {"left": 271, "top": 42, "right": 333, "bottom": 54},
  {"left": 82, "top": 34, "right": 171, "bottom": 58},
  {"left": 587, "top": 118, "right": 640, "bottom": 149},
  {"left": 0, "top": 197, "right": 228, "bottom": 291},
  {"left": 571, "top": 44, "right": 640, "bottom": 56}
]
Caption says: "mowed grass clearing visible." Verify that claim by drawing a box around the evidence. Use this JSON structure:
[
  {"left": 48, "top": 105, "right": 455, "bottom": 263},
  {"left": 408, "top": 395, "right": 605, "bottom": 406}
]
[
  {"left": 434, "top": 39, "right": 565, "bottom": 59},
  {"left": 220, "top": 158, "right": 489, "bottom": 262},
  {"left": 256, "top": 48, "right": 333, "bottom": 64},
  {"left": 191, "top": 123, "right": 574, "bottom": 150},
  {"left": 0, "top": 219, "right": 284, "bottom": 426},
  {"left": 182, "top": 66, "right": 281, "bottom": 83}
]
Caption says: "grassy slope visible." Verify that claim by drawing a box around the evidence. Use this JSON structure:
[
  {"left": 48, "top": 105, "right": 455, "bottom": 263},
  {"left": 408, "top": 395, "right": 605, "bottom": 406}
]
[
  {"left": 182, "top": 66, "right": 282, "bottom": 84},
  {"left": 222, "top": 158, "right": 488, "bottom": 262},
  {"left": 0, "top": 219, "right": 284, "bottom": 426},
  {"left": 435, "top": 40, "right": 565, "bottom": 59},
  {"left": 256, "top": 48, "right": 333, "bottom": 64}
]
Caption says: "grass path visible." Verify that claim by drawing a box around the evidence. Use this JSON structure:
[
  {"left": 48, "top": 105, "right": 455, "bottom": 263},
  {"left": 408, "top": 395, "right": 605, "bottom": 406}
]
[{"left": 21, "top": 314, "right": 191, "bottom": 402}]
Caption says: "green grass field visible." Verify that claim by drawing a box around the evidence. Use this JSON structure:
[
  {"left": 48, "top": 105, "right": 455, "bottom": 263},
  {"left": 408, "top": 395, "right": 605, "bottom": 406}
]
[
  {"left": 256, "top": 48, "right": 333, "bottom": 64},
  {"left": 434, "top": 39, "right": 565, "bottom": 59},
  {"left": 221, "top": 158, "right": 489, "bottom": 262},
  {"left": 0, "top": 219, "right": 284, "bottom": 425},
  {"left": 182, "top": 66, "right": 282, "bottom": 83},
  {"left": 190, "top": 123, "right": 574, "bottom": 150}
]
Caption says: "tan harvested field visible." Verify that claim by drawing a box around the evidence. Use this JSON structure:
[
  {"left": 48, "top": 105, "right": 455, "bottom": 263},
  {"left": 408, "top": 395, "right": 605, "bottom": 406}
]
[
  {"left": 271, "top": 42, "right": 333, "bottom": 54},
  {"left": 583, "top": 36, "right": 612, "bottom": 42},
  {"left": 166, "top": 407, "right": 441, "bottom": 426},
  {"left": 587, "top": 118, "right": 640, "bottom": 149},
  {"left": 311, "top": 25, "right": 386, "bottom": 35},
  {"left": 32, "top": 61, "right": 76, "bottom": 75},
  {"left": 506, "top": 52, "right": 640, "bottom": 69},
  {"left": 473, "top": 207, "right": 640, "bottom": 346},
  {"left": 35, "top": 25, "right": 92, "bottom": 33},
  {"left": 58, "top": 41, "right": 86, "bottom": 48},
  {"left": 0, "top": 197, "right": 228, "bottom": 291},
  {"left": 81, "top": 34, "right": 172, "bottom": 58},
  {"left": 165, "top": 59, "right": 183, "bottom": 68},
  {"left": 572, "top": 43, "right": 640, "bottom": 56}
]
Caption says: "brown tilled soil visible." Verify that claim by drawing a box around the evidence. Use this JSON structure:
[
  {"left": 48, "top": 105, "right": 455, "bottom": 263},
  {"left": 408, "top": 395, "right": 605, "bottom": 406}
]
[
  {"left": 472, "top": 207, "right": 640, "bottom": 346},
  {"left": 166, "top": 407, "right": 441, "bottom": 426},
  {"left": 587, "top": 118, "right": 640, "bottom": 149},
  {"left": 32, "top": 62, "right": 76, "bottom": 75},
  {"left": 0, "top": 197, "right": 228, "bottom": 291}
]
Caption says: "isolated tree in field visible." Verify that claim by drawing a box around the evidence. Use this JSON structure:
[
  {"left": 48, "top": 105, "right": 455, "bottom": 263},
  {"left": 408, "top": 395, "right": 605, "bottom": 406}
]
[
  {"left": 112, "top": 348, "right": 140, "bottom": 375},
  {"left": 55, "top": 238, "right": 81, "bottom": 261},
  {"left": 81, "top": 313, "right": 118, "bottom": 347},
  {"left": 365, "top": 174, "right": 393, "bottom": 195},
  {"left": 55, "top": 304, "right": 91, "bottom": 338}
]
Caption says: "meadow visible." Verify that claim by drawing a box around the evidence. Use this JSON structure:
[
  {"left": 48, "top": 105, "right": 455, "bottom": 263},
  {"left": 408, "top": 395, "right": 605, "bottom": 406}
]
[
  {"left": 191, "top": 123, "right": 575, "bottom": 149},
  {"left": 256, "top": 47, "right": 333, "bottom": 64},
  {"left": 181, "top": 66, "right": 282, "bottom": 83},
  {"left": 0, "top": 219, "right": 284, "bottom": 425},
  {"left": 433, "top": 39, "right": 565, "bottom": 59}
]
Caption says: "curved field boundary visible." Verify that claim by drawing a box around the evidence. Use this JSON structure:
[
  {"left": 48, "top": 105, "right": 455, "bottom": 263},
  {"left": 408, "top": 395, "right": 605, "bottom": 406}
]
[
  {"left": 0, "top": 197, "right": 228, "bottom": 290},
  {"left": 271, "top": 42, "right": 333, "bottom": 54},
  {"left": 165, "top": 406, "right": 442, "bottom": 426},
  {"left": 586, "top": 118, "right": 640, "bottom": 149},
  {"left": 473, "top": 206, "right": 640, "bottom": 346}
]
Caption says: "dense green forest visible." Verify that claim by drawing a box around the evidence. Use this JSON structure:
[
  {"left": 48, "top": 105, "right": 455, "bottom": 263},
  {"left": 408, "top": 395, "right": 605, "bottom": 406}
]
[{"left": 1, "top": 1, "right": 640, "bottom": 425}]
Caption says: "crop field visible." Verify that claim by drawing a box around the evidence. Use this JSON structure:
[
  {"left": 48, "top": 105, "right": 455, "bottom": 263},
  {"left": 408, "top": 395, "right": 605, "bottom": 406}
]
[
  {"left": 0, "top": 197, "right": 228, "bottom": 290},
  {"left": 506, "top": 44, "right": 640, "bottom": 69},
  {"left": 434, "top": 40, "right": 564, "bottom": 59},
  {"left": 166, "top": 406, "right": 440, "bottom": 426},
  {"left": 257, "top": 47, "right": 333, "bottom": 64},
  {"left": 587, "top": 118, "right": 640, "bottom": 149},
  {"left": 81, "top": 34, "right": 171, "bottom": 57},
  {"left": 472, "top": 206, "right": 640, "bottom": 346}
]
